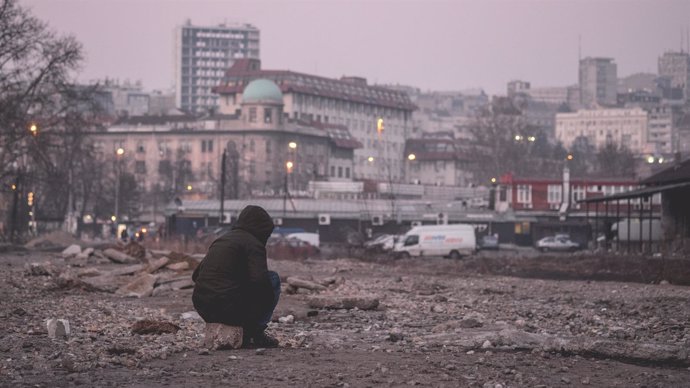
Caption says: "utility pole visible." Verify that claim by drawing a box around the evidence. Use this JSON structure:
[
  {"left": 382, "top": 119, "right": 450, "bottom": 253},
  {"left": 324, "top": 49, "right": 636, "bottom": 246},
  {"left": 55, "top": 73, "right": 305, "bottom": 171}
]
[{"left": 219, "top": 149, "right": 227, "bottom": 225}]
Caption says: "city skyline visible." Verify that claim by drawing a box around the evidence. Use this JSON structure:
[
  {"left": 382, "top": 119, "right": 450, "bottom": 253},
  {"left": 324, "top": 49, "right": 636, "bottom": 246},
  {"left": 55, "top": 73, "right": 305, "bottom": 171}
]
[{"left": 22, "top": 0, "right": 690, "bottom": 95}]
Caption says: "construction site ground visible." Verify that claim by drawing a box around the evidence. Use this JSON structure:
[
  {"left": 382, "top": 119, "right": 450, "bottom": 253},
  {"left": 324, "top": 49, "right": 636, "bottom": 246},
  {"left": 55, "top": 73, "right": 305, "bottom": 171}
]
[{"left": 1, "top": 248, "right": 689, "bottom": 387}]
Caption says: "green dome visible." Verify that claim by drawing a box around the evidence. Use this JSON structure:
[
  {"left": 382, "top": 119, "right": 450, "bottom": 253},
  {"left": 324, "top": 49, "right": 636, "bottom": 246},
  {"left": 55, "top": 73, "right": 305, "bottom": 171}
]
[{"left": 242, "top": 79, "right": 283, "bottom": 103}]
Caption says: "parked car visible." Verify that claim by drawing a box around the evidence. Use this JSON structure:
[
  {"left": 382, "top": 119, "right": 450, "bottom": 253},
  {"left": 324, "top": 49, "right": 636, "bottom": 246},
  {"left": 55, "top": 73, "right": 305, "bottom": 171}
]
[
  {"left": 536, "top": 236, "right": 580, "bottom": 252},
  {"left": 364, "top": 234, "right": 398, "bottom": 253},
  {"left": 478, "top": 234, "right": 499, "bottom": 250}
]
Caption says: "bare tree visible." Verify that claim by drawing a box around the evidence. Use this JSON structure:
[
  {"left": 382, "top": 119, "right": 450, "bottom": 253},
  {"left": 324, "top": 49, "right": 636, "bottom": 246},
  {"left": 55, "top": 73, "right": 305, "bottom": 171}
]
[{"left": 0, "top": 0, "right": 108, "bottom": 237}]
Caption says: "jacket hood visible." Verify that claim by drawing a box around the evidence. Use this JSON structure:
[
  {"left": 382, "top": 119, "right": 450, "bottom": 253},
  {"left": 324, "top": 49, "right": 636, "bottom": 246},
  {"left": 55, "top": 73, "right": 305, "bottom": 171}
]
[{"left": 233, "top": 205, "right": 274, "bottom": 245}]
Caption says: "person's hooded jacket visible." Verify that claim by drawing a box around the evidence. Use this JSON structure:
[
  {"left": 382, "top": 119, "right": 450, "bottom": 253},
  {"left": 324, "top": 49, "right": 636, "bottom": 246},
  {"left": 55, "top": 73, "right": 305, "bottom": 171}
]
[{"left": 192, "top": 205, "right": 275, "bottom": 326}]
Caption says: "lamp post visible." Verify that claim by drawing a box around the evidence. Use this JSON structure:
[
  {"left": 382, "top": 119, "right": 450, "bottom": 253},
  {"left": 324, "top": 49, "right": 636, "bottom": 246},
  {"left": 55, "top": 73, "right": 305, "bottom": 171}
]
[{"left": 114, "top": 147, "right": 125, "bottom": 226}]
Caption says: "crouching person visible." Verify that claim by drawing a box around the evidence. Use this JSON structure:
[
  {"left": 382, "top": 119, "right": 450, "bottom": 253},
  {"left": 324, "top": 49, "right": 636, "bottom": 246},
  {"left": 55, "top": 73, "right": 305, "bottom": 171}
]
[{"left": 192, "top": 205, "right": 280, "bottom": 348}]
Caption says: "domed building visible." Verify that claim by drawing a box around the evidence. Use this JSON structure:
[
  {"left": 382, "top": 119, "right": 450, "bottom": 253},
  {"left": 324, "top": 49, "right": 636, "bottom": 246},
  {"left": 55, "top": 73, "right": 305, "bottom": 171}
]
[
  {"left": 240, "top": 79, "right": 285, "bottom": 127},
  {"left": 216, "top": 78, "right": 361, "bottom": 196}
]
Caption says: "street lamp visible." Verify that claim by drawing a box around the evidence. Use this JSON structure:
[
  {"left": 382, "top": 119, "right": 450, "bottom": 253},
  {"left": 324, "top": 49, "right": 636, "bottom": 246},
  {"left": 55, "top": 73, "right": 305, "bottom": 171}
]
[
  {"left": 407, "top": 153, "right": 416, "bottom": 161},
  {"left": 29, "top": 123, "right": 38, "bottom": 136},
  {"left": 288, "top": 141, "right": 297, "bottom": 150},
  {"left": 186, "top": 185, "right": 193, "bottom": 191},
  {"left": 286, "top": 161, "right": 294, "bottom": 172},
  {"left": 114, "top": 148, "right": 125, "bottom": 229},
  {"left": 367, "top": 156, "right": 375, "bottom": 163},
  {"left": 566, "top": 154, "right": 574, "bottom": 161}
]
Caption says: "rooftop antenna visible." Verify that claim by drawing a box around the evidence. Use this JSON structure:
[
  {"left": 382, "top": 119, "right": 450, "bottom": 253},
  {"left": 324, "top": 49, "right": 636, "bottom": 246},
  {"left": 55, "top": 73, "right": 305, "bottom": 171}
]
[
  {"left": 681, "top": 27, "right": 684, "bottom": 53},
  {"left": 578, "top": 34, "right": 582, "bottom": 61},
  {"left": 686, "top": 26, "right": 689, "bottom": 53}
]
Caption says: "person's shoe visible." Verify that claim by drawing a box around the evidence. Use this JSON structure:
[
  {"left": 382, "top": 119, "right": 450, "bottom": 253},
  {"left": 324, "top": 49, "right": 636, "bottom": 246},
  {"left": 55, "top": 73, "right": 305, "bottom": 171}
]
[
  {"left": 251, "top": 331, "right": 279, "bottom": 348},
  {"left": 241, "top": 332, "right": 253, "bottom": 348}
]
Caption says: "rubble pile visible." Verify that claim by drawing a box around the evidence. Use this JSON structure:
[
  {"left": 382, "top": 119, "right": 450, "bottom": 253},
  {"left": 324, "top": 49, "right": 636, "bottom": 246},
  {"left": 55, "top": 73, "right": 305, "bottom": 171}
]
[{"left": 1, "top": 248, "right": 689, "bottom": 386}]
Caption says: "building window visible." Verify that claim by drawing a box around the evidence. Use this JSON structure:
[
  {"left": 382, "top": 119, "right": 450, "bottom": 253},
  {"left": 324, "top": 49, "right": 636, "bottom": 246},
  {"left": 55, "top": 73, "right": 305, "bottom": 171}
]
[
  {"left": 266, "top": 140, "right": 271, "bottom": 154},
  {"left": 136, "top": 141, "right": 146, "bottom": 153},
  {"left": 249, "top": 107, "right": 257, "bottom": 122},
  {"left": 264, "top": 108, "right": 272, "bottom": 123},
  {"left": 330, "top": 166, "right": 336, "bottom": 177},
  {"left": 250, "top": 139, "right": 255, "bottom": 152},
  {"left": 345, "top": 167, "right": 350, "bottom": 179},
  {"left": 338, "top": 166, "right": 343, "bottom": 178},
  {"left": 135, "top": 161, "right": 146, "bottom": 174},
  {"left": 517, "top": 184, "right": 532, "bottom": 204},
  {"left": 200, "top": 139, "right": 214, "bottom": 153},
  {"left": 547, "top": 185, "right": 562, "bottom": 204},
  {"left": 572, "top": 185, "right": 585, "bottom": 202}
]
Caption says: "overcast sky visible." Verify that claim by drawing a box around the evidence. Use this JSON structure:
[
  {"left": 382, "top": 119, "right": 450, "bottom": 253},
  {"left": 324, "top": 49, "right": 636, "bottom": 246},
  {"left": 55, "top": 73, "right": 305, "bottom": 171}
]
[{"left": 21, "top": 0, "right": 690, "bottom": 94}]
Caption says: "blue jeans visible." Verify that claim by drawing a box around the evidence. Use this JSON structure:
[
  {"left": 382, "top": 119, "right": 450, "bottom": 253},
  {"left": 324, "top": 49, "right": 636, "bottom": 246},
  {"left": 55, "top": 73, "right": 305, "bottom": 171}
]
[{"left": 257, "top": 271, "right": 281, "bottom": 331}]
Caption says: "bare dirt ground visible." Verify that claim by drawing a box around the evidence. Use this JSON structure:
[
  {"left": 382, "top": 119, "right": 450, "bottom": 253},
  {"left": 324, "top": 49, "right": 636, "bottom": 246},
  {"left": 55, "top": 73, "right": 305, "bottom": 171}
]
[{"left": 1, "top": 249, "right": 690, "bottom": 387}]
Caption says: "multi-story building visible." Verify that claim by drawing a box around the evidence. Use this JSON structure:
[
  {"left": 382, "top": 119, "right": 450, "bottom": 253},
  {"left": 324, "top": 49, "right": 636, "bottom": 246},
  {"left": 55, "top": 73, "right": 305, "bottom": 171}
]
[
  {"left": 555, "top": 107, "right": 649, "bottom": 154},
  {"left": 174, "top": 20, "right": 260, "bottom": 114},
  {"left": 90, "top": 79, "right": 360, "bottom": 221},
  {"left": 658, "top": 51, "right": 690, "bottom": 102},
  {"left": 92, "top": 79, "right": 151, "bottom": 117},
  {"left": 507, "top": 80, "right": 531, "bottom": 97},
  {"left": 214, "top": 59, "right": 416, "bottom": 182},
  {"left": 404, "top": 136, "right": 473, "bottom": 187},
  {"left": 579, "top": 57, "right": 618, "bottom": 108}
]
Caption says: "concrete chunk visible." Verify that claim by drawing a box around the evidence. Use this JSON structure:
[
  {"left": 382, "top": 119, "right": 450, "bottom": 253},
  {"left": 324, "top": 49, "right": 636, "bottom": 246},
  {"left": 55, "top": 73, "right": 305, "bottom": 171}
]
[
  {"left": 46, "top": 319, "right": 71, "bottom": 338},
  {"left": 103, "top": 248, "right": 138, "bottom": 264},
  {"left": 146, "top": 256, "right": 170, "bottom": 273},
  {"left": 61, "top": 244, "right": 81, "bottom": 258},
  {"left": 116, "top": 273, "right": 157, "bottom": 298},
  {"left": 203, "top": 323, "right": 243, "bottom": 350}
]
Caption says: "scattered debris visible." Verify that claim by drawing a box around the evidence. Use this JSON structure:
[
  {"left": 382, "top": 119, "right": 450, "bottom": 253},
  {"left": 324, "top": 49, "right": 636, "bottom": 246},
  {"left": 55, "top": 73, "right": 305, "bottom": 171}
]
[
  {"left": 287, "top": 277, "right": 328, "bottom": 291},
  {"left": 131, "top": 320, "right": 180, "bottom": 335},
  {"left": 307, "top": 296, "right": 380, "bottom": 310}
]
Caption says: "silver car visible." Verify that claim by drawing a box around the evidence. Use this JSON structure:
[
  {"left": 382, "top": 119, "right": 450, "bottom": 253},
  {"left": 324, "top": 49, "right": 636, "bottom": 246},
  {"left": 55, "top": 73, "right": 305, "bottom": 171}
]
[{"left": 536, "top": 236, "right": 580, "bottom": 252}]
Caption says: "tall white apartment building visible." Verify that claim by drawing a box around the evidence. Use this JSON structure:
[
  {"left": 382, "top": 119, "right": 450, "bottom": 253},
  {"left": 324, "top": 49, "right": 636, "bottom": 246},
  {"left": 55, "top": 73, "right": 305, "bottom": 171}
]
[
  {"left": 579, "top": 57, "right": 618, "bottom": 108},
  {"left": 174, "top": 20, "right": 260, "bottom": 114},
  {"left": 555, "top": 108, "right": 649, "bottom": 154}
]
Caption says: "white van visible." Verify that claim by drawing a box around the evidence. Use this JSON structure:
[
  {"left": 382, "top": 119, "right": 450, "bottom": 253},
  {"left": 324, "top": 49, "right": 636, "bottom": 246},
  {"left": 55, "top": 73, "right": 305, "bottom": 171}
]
[{"left": 393, "top": 224, "right": 477, "bottom": 259}]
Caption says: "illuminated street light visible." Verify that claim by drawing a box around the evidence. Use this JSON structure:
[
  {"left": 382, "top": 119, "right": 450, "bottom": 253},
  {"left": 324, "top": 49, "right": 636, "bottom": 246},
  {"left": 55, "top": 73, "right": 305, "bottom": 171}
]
[
  {"left": 514, "top": 135, "right": 523, "bottom": 141},
  {"left": 646, "top": 156, "right": 655, "bottom": 164},
  {"left": 116, "top": 147, "right": 125, "bottom": 156},
  {"left": 658, "top": 157, "right": 664, "bottom": 164},
  {"left": 286, "top": 161, "right": 294, "bottom": 172},
  {"left": 186, "top": 185, "right": 193, "bottom": 191},
  {"left": 111, "top": 215, "right": 117, "bottom": 222},
  {"left": 566, "top": 154, "right": 574, "bottom": 161},
  {"left": 11, "top": 184, "right": 17, "bottom": 191},
  {"left": 490, "top": 177, "right": 497, "bottom": 184},
  {"left": 367, "top": 156, "right": 374, "bottom": 163},
  {"left": 141, "top": 228, "right": 148, "bottom": 234},
  {"left": 407, "top": 153, "right": 416, "bottom": 161},
  {"left": 527, "top": 136, "right": 536, "bottom": 142},
  {"left": 29, "top": 123, "right": 38, "bottom": 136},
  {"left": 288, "top": 141, "right": 297, "bottom": 149}
]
